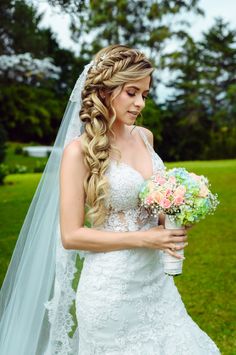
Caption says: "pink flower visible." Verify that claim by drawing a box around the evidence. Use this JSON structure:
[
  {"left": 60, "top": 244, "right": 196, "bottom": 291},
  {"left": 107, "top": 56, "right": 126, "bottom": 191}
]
[
  {"left": 173, "top": 186, "right": 186, "bottom": 197},
  {"left": 168, "top": 176, "right": 176, "bottom": 184},
  {"left": 165, "top": 188, "right": 172, "bottom": 198},
  {"left": 159, "top": 198, "right": 172, "bottom": 209},
  {"left": 154, "top": 175, "right": 166, "bottom": 185},
  {"left": 146, "top": 196, "right": 154, "bottom": 204},
  {"left": 174, "top": 196, "right": 184, "bottom": 206}
]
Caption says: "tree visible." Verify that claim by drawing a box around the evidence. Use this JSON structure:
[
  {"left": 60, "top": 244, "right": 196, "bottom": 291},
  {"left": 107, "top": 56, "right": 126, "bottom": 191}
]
[
  {"left": 199, "top": 18, "right": 236, "bottom": 133},
  {"left": 48, "top": 0, "right": 203, "bottom": 64},
  {"left": 0, "top": 84, "right": 65, "bottom": 144},
  {"left": 0, "top": 0, "right": 87, "bottom": 143},
  {"left": 0, "top": 0, "right": 52, "bottom": 56},
  {"left": 159, "top": 18, "right": 236, "bottom": 160}
]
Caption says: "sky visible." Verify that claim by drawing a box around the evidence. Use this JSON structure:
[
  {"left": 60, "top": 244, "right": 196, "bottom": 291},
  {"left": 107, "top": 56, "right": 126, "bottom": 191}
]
[
  {"left": 34, "top": 0, "right": 236, "bottom": 54},
  {"left": 32, "top": 0, "right": 236, "bottom": 101}
]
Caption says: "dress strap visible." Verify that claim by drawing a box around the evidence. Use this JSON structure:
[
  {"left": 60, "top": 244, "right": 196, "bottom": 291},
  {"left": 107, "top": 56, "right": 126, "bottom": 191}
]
[{"left": 137, "top": 127, "right": 153, "bottom": 153}]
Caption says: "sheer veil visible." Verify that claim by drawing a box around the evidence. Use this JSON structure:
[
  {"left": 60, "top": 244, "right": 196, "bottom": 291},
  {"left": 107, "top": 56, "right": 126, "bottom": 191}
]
[{"left": 0, "top": 61, "right": 94, "bottom": 354}]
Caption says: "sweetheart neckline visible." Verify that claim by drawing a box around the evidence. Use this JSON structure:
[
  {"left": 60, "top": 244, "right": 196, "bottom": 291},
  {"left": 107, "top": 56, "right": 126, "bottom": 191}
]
[{"left": 109, "top": 159, "right": 154, "bottom": 181}]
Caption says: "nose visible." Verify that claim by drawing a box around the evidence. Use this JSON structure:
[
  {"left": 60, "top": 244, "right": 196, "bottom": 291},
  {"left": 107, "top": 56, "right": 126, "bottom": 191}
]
[{"left": 134, "top": 94, "right": 145, "bottom": 109}]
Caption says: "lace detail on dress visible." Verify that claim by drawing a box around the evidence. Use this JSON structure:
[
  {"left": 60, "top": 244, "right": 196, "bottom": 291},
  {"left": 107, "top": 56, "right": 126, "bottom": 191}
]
[
  {"left": 102, "top": 206, "right": 153, "bottom": 232},
  {"left": 75, "top": 128, "right": 221, "bottom": 354},
  {"left": 44, "top": 223, "right": 80, "bottom": 355}
]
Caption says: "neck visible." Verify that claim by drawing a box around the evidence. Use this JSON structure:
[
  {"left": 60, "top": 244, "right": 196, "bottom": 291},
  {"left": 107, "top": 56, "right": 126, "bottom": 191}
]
[{"left": 110, "top": 121, "right": 134, "bottom": 141}]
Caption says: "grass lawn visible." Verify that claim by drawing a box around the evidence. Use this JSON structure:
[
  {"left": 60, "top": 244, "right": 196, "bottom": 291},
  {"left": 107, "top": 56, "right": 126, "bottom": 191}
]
[
  {"left": 4, "top": 141, "right": 48, "bottom": 172},
  {"left": 0, "top": 159, "right": 235, "bottom": 355}
]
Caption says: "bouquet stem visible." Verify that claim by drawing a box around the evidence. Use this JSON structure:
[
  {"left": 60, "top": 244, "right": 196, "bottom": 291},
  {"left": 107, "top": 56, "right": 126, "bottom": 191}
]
[{"left": 163, "top": 215, "right": 184, "bottom": 276}]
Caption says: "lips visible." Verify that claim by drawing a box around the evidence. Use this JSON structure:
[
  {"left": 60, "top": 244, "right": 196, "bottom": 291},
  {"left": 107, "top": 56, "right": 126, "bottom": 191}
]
[{"left": 128, "top": 111, "right": 139, "bottom": 117}]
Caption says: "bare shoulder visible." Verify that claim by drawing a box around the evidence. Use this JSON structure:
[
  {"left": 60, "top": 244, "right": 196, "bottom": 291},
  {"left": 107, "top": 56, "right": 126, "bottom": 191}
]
[
  {"left": 62, "top": 138, "right": 83, "bottom": 160},
  {"left": 136, "top": 126, "right": 154, "bottom": 147},
  {"left": 63, "top": 137, "right": 83, "bottom": 158},
  {"left": 61, "top": 136, "right": 88, "bottom": 175}
]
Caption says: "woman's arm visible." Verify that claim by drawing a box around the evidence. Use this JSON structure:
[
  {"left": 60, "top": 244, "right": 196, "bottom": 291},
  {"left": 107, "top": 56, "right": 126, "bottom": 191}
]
[{"left": 60, "top": 139, "right": 187, "bottom": 258}]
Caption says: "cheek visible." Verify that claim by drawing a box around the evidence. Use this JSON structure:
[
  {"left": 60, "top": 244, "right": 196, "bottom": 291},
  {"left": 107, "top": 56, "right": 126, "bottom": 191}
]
[{"left": 113, "top": 93, "right": 127, "bottom": 113}]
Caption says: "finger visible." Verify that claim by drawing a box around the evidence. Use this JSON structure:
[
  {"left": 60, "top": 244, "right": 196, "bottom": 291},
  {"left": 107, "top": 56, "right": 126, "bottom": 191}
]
[
  {"left": 169, "top": 242, "right": 188, "bottom": 251},
  {"left": 171, "top": 229, "right": 187, "bottom": 236},
  {"left": 166, "top": 249, "right": 185, "bottom": 260},
  {"left": 171, "top": 236, "right": 188, "bottom": 243},
  {"left": 175, "top": 242, "right": 188, "bottom": 250}
]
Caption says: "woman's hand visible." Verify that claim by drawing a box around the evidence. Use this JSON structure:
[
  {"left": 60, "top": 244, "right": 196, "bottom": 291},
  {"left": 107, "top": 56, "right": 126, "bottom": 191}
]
[{"left": 142, "top": 225, "right": 188, "bottom": 259}]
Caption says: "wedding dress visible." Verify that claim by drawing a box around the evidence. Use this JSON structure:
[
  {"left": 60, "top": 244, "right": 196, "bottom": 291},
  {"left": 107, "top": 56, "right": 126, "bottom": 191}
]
[{"left": 75, "top": 128, "right": 221, "bottom": 355}]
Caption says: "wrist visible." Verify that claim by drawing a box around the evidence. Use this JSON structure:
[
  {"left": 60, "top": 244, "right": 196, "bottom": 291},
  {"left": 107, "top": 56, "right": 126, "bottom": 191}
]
[{"left": 135, "top": 230, "right": 148, "bottom": 248}]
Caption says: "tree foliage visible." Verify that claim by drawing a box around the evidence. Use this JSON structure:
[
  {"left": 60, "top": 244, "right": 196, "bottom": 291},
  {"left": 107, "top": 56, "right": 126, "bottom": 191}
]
[
  {"left": 159, "top": 18, "right": 236, "bottom": 160},
  {"left": 0, "top": 84, "right": 65, "bottom": 144},
  {"left": 0, "top": 0, "right": 85, "bottom": 145},
  {"left": 1, "top": 0, "right": 235, "bottom": 161},
  {"left": 0, "top": 0, "right": 51, "bottom": 56},
  {"left": 48, "top": 0, "right": 203, "bottom": 63}
]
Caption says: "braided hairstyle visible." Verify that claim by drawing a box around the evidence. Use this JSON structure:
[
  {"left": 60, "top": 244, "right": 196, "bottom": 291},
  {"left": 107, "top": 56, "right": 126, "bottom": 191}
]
[{"left": 80, "top": 44, "right": 154, "bottom": 226}]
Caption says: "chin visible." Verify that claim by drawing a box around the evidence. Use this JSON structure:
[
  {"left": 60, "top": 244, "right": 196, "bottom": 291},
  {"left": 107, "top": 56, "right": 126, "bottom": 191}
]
[{"left": 126, "top": 121, "right": 135, "bottom": 126}]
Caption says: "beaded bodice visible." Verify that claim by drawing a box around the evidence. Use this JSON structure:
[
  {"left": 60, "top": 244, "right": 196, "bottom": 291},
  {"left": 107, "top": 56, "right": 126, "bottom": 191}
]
[{"left": 100, "top": 128, "right": 165, "bottom": 232}]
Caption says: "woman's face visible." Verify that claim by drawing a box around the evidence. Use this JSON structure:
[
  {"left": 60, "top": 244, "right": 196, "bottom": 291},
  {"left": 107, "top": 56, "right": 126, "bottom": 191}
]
[{"left": 111, "top": 76, "right": 151, "bottom": 125}]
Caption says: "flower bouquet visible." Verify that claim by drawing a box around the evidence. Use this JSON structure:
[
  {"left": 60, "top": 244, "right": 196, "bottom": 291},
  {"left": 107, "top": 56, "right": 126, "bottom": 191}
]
[{"left": 139, "top": 168, "right": 219, "bottom": 276}]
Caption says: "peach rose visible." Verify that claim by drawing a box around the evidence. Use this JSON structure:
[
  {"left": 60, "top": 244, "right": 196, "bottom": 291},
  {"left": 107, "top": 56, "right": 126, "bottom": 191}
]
[
  {"left": 199, "top": 184, "right": 209, "bottom": 197},
  {"left": 173, "top": 186, "right": 186, "bottom": 197},
  {"left": 152, "top": 191, "right": 164, "bottom": 204},
  {"left": 159, "top": 198, "right": 172, "bottom": 209}
]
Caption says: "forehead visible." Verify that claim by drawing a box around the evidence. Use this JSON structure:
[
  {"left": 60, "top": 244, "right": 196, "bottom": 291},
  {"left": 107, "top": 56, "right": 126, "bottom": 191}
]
[{"left": 124, "top": 76, "right": 151, "bottom": 91}]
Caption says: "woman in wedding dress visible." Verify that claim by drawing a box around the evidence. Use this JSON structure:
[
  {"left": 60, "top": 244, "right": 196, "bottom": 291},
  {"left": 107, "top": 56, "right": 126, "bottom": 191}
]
[
  {"left": 59, "top": 45, "right": 221, "bottom": 354},
  {"left": 0, "top": 44, "right": 221, "bottom": 355}
]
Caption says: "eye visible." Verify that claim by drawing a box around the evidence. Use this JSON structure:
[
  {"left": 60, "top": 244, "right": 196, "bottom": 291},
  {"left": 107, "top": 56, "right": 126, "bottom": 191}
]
[
  {"left": 127, "top": 92, "right": 135, "bottom": 97},
  {"left": 127, "top": 91, "right": 149, "bottom": 101}
]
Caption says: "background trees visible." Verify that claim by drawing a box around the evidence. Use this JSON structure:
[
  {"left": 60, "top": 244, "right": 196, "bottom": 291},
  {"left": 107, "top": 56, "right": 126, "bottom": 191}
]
[
  {"left": 0, "top": 0, "right": 85, "bottom": 144},
  {"left": 159, "top": 18, "right": 236, "bottom": 160},
  {"left": 1, "top": 0, "right": 235, "bottom": 160}
]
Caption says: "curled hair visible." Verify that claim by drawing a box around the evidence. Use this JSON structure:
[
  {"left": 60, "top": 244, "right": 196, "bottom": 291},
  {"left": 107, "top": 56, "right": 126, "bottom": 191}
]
[{"left": 80, "top": 44, "right": 154, "bottom": 226}]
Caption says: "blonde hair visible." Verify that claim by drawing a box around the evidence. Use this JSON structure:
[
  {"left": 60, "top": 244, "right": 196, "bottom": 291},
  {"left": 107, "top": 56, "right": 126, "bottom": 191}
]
[{"left": 80, "top": 44, "right": 154, "bottom": 226}]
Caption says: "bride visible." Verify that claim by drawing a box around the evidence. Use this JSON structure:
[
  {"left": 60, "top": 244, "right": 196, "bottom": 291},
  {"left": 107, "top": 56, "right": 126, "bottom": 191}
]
[{"left": 0, "top": 45, "right": 221, "bottom": 354}]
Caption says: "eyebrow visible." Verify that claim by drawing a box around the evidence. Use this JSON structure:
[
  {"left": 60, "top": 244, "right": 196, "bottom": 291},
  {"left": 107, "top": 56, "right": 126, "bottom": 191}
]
[{"left": 126, "top": 85, "right": 150, "bottom": 93}]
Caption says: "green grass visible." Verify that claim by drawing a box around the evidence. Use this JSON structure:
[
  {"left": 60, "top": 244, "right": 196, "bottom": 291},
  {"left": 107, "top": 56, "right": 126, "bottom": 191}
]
[
  {"left": 0, "top": 173, "right": 42, "bottom": 281},
  {"left": 0, "top": 159, "right": 235, "bottom": 354},
  {"left": 166, "top": 160, "right": 236, "bottom": 355},
  {"left": 4, "top": 141, "right": 48, "bottom": 172}
]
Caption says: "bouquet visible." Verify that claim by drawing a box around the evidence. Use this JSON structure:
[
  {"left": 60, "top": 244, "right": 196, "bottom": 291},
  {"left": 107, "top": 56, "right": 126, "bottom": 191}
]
[{"left": 139, "top": 167, "right": 219, "bottom": 275}]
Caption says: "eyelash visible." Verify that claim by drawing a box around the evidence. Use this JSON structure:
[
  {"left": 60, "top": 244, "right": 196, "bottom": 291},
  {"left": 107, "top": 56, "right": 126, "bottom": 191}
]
[{"left": 127, "top": 92, "right": 148, "bottom": 100}]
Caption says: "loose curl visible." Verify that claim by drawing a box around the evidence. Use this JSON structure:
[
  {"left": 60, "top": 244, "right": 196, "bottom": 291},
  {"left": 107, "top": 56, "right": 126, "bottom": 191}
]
[{"left": 80, "top": 44, "right": 154, "bottom": 226}]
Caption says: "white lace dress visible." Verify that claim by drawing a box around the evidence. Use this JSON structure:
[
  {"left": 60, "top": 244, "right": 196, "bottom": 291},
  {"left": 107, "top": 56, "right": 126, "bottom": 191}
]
[{"left": 75, "top": 129, "right": 221, "bottom": 355}]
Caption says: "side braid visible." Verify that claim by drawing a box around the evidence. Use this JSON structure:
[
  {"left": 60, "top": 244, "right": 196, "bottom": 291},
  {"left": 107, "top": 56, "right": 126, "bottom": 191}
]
[{"left": 79, "top": 45, "right": 154, "bottom": 226}]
